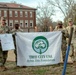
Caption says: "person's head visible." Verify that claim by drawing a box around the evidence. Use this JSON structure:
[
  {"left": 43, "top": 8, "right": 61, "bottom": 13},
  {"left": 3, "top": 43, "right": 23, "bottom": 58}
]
[
  {"left": 0, "top": 17, "right": 6, "bottom": 26},
  {"left": 14, "top": 23, "right": 20, "bottom": 29},
  {"left": 57, "top": 21, "right": 63, "bottom": 28},
  {"left": 68, "top": 18, "right": 73, "bottom": 26}
]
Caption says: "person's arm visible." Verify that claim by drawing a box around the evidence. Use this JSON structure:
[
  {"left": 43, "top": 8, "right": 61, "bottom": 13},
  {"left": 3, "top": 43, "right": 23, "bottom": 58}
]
[
  {"left": 62, "top": 27, "right": 69, "bottom": 38},
  {"left": 6, "top": 26, "right": 11, "bottom": 33},
  {"left": 50, "top": 26, "right": 53, "bottom": 31},
  {"left": 54, "top": 26, "right": 58, "bottom": 31}
]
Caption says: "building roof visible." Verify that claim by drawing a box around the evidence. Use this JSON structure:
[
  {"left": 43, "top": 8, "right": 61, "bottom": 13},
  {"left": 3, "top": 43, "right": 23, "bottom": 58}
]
[{"left": 0, "top": 2, "right": 36, "bottom": 10}]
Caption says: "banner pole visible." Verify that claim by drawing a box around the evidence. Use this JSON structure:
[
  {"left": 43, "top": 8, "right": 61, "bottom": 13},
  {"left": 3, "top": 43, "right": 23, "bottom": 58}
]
[{"left": 62, "top": 27, "right": 73, "bottom": 75}]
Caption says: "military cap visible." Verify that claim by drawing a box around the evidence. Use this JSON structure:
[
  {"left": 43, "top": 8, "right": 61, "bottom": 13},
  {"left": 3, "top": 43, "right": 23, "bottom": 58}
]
[
  {"left": 68, "top": 18, "right": 72, "bottom": 22},
  {"left": 57, "top": 21, "right": 63, "bottom": 25}
]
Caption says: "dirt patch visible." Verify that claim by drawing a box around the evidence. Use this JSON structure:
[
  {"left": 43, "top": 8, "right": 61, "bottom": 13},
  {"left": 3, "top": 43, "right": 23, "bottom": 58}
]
[{"left": 0, "top": 61, "right": 76, "bottom": 75}]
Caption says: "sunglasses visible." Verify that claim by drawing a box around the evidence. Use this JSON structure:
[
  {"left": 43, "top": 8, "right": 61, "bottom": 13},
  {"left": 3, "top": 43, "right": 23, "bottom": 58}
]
[{"left": 69, "top": 21, "right": 72, "bottom": 22}]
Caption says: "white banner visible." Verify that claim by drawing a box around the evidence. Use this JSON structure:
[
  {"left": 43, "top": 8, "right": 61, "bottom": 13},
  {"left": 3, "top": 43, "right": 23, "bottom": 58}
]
[
  {"left": 16, "top": 31, "right": 62, "bottom": 66},
  {"left": 0, "top": 34, "right": 15, "bottom": 51}
]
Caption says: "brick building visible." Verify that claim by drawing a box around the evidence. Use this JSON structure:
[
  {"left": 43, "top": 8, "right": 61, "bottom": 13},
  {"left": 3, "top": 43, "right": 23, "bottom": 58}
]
[{"left": 0, "top": 2, "right": 36, "bottom": 32}]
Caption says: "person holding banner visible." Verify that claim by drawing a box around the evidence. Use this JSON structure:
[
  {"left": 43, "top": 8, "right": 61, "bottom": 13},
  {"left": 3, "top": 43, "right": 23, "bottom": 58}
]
[
  {"left": 54, "top": 21, "right": 69, "bottom": 62},
  {"left": 11, "top": 23, "right": 23, "bottom": 67},
  {"left": 66, "top": 18, "right": 76, "bottom": 62},
  {"left": 0, "top": 17, "right": 10, "bottom": 71}
]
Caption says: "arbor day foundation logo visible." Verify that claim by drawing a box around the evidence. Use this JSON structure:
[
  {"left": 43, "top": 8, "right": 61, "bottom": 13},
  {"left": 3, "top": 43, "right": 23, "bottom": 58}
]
[{"left": 32, "top": 36, "right": 49, "bottom": 54}]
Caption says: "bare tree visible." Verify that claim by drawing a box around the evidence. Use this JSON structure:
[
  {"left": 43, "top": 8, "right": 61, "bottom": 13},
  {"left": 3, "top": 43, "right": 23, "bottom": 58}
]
[
  {"left": 47, "top": 0, "right": 76, "bottom": 20},
  {"left": 36, "top": 2, "right": 54, "bottom": 27},
  {"left": 10, "top": 1, "right": 17, "bottom": 3},
  {"left": 71, "top": 4, "right": 76, "bottom": 23}
]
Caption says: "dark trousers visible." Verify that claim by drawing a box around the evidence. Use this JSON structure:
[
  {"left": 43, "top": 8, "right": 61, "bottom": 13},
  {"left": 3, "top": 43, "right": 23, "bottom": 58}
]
[{"left": 0, "top": 45, "right": 8, "bottom": 66}]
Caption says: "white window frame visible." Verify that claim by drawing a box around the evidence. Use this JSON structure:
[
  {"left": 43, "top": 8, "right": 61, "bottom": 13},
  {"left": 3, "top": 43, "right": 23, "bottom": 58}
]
[
  {"left": 15, "top": 11, "right": 18, "bottom": 17},
  {"left": 9, "top": 20, "right": 13, "bottom": 27},
  {"left": 30, "top": 20, "right": 33, "bottom": 27},
  {"left": 20, "top": 20, "right": 23, "bottom": 27},
  {"left": 15, "top": 20, "right": 18, "bottom": 23},
  {"left": 25, "top": 11, "right": 28, "bottom": 17},
  {"left": 6, "top": 20, "right": 8, "bottom": 26},
  {"left": 25, "top": 20, "right": 28, "bottom": 27},
  {"left": 9, "top": 11, "right": 12, "bottom": 17},
  {"left": 0, "top": 11, "right": 1, "bottom": 17},
  {"left": 4, "top": 10, "right": 7, "bottom": 17},
  {"left": 20, "top": 11, "right": 23, "bottom": 17},
  {"left": 30, "top": 12, "right": 32, "bottom": 17}
]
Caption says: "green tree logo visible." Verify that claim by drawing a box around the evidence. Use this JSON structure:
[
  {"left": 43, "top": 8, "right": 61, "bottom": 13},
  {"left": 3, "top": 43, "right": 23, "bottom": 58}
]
[{"left": 32, "top": 36, "right": 49, "bottom": 54}]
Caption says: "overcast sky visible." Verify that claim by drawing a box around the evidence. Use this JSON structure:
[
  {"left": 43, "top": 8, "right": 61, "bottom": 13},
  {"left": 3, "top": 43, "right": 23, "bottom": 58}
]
[
  {"left": 0, "top": 0, "right": 64, "bottom": 22},
  {"left": 0, "top": 0, "right": 46, "bottom": 7}
]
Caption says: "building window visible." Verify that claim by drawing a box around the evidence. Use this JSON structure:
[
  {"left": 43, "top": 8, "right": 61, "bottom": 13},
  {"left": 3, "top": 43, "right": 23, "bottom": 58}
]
[
  {"left": 14, "top": 20, "right": 18, "bottom": 25},
  {"left": 6, "top": 20, "right": 8, "bottom": 26},
  {"left": 30, "top": 23, "right": 32, "bottom": 27},
  {"left": 20, "top": 20, "right": 23, "bottom": 27},
  {"left": 9, "top": 11, "right": 12, "bottom": 17},
  {"left": 20, "top": 11, "right": 23, "bottom": 17},
  {"left": 15, "top": 20, "right": 18, "bottom": 22},
  {"left": 25, "top": 23, "right": 27, "bottom": 26},
  {"left": 4, "top": 10, "right": 7, "bottom": 17},
  {"left": 30, "top": 12, "right": 32, "bottom": 17},
  {"left": 30, "top": 20, "right": 33, "bottom": 27},
  {"left": 15, "top": 11, "right": 18, "bottom": 17},
  {"left": 25, "top": 20, "right": 28, "bottom": 27},
  {"left": 10, "top": 23, "right": 12, "bottom": 26},
  {"left": 0, "top": 11, "right": 1, "bottom": 17},
  {"left": 20, "top": 23, "right": 22, "bottom": 26},
  {"left": 25, "top": 11, "right": 28, "bottom": 17},
  {"left": 9, "top": 20, "right": 13, "bottom": 27}
]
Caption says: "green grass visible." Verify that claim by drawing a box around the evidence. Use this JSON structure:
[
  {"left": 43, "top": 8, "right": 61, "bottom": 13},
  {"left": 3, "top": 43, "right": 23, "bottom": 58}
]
[
  {"left": 0, "top": 61, "right": 76, "bottom": 75},
  {"left": 34, "top": 69, "right": 46, "bottom": 75}
]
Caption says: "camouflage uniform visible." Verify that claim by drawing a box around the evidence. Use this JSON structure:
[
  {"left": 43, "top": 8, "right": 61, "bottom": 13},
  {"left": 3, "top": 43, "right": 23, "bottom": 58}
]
[
  {"left": 11, "top": 26, "right": 23, "bottom": 64},
  {"left": 54, "top": 21, "right": 69, "bottom": 62},
  {"left": 0, "top": 25, "right": 10, "bottom": 67},
  {"left": 66, "top": 18, "right": 76, "bottom": 61}
]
